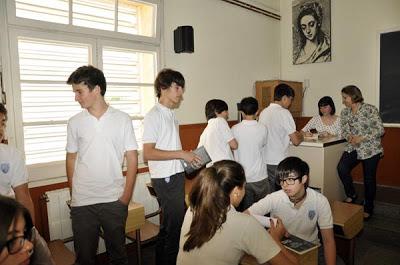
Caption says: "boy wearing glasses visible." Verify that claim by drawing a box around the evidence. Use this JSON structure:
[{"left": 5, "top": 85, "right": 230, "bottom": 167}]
[{"left": 246, "top": 157, "right": 336, "bottom": 265}]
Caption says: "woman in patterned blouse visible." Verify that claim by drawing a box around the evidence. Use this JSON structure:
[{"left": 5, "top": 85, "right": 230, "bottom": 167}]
[
  {"left": 337, "top": 85, "right": 384, "bottom": 220},
  {"left": 302, "top": 96, "right": 341, "bottom": 137}
]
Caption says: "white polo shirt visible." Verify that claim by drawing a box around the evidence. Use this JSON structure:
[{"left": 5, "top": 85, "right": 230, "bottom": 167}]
[
  {"left": 0, "top": 144, "right": 28, "bottom": 197},
  {"left": 259, "top": 103, "right": 296, "bottom": 165},
  {"left": 66, "top": 106, "right": 138, "bottom": 207},
  {"left": 198, "top": 117, "right": 234, "bottom": 165},
  {"left": 232, "top": 120, "right": 267, "bottom": 183},
  {"left": 248, "top": 188, "right": 333, "bottom": 244},
  {"left": 143, "top": 102, "right": 184, "bottom": 179}
]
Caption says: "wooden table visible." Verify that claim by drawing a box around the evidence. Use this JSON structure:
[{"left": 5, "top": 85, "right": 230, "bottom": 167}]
[{"left": 126, "top": 202, "right": 145, "bottom": 265}]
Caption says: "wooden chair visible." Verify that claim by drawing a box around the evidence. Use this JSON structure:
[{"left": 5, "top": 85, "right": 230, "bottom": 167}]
[{"left": 126, "top": 183, "right": 161, "bottom": 265}]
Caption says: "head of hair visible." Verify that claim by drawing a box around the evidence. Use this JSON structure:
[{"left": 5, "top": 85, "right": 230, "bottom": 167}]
[
  {"left": 205, "top": 99, "right": 228, "bottom": 120},
  {"left": 297, "top": 1, "right": 324, "bottom": 48},
  {"left": 154, "top": 68, "right": 185, "bottom": 98},
  {"left": 274, "top": 83, "right": 295, "bottom": 101},
  {"left": 0, "top": 103, "right": 7, "bottom": 120},
  {"left": 318, "top": 96, "right": 336, "bottom": 115},
  {"left": 238, "top": 97, "right": 258, "bottom": 116},
  {"left": 183, "top": 160, "right": 245, "bottom": 252},
  {"left": 341, "top": 85, "right": 364, "bottom": 103},
  {"left": 277, "top": 157, "right": 310, "bottom": 188},
  {"left": 66, "top": 65, "right": 107, "bottom": 96},
  {"left": 0, "top": 195, "right": 33, "bottom": 252}
]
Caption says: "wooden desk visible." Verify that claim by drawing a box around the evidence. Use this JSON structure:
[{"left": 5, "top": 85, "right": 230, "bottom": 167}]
[
  {"left": 289, "top": 137, "right": 346, "bottom": 202},
  {"left": 126, "top": 202, "right": 145, "bottom": 265}
]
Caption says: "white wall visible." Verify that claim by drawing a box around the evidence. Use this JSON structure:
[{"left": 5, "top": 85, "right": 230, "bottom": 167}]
[
  {"left": 280, "top": 0, "right": 400, "bottom": 116},
  {"left": 163, "top": 0, "right": 280, "bottom": 124}
]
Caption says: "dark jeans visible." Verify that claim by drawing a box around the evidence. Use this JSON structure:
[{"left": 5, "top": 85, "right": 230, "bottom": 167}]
[
  {"left": 337, "top": 151, "right": 381, "bottom": 214},
  {"left": 71, "top": 200, "right": 128, "bottom": 265},
  {"left": 151, "top": 172, "right": 186, "bottom": 265},
  {"left": 237, "top": 178, "right": 269, "bottom": 212},
  {"left": 267, "top": 164, "right": 281, "bottom": 192}
]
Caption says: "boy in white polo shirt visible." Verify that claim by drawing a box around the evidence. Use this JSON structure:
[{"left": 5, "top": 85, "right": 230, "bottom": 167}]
[
  {"left": 198, "top": 99, "right": 238, "bottom": 165},
  {"left": 66, "top": 65, "right": 138, "bottom": 265},
  {"left": 143, "top": 68, "right": 201, "bottom": 265},
  {"left": 232, "top": 97, "right": 268, "bottom": 211},
  {"left": 247, "top": 157, "right": 336, "bottom": 265},
  {"left": 259, "top": 83, "right": 303, "bottom": 192}
]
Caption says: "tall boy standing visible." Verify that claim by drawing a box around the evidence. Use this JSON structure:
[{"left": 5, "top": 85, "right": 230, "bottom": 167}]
[
  {"left": 232, "top": 97, "right": 268, "bottom": 211},
  {"left": 66, "top": 65, "right": 138, "bottom": 265},
  {"left": 143, "top": 68, "right": 200, "bottom": 265},
  {"left": 259, "top": 83, "right": 303, "bottom": 192}
]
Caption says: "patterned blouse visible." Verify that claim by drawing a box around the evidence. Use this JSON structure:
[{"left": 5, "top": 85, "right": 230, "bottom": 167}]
[
  {"left": 340, "top": 103, "right": 384, "bottom": 159},
  {"left": 302, "top": 115, "right": 341, "bottom": 136}
]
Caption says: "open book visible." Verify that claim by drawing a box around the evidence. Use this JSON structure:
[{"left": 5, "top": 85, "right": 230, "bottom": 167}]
[
  {"left": 180, "top": 146, "right": 211, "bottom": 174},
  {"left": 281, "top": 234, "right": 319, "bottom": 255}
]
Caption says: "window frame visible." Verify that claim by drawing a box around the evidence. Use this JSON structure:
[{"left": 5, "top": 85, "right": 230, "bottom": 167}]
[{"left": 3, "top": 1, "right": 161, "bottom": 184}]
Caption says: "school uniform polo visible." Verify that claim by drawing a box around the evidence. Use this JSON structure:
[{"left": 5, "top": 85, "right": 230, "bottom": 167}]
[
  {"left": 232, "top": 120, "right": 267, "bottom": 183},
  {"left": 0, "top": 144, "right": 28, "bottom": 196},
  {"left": 177, "top": 207, "right": 281, "bottom": 265},
  {"left": 143, "top": 102, "right": 184, "bottom": 179},
  {"left": 198, "top": 117, "right": 234, "bottom": 165},
  {"left": 259, "top": 103, "right": 296, "bottom": 165},
  {"left": 66, "top": 106, "right": 138, "bottom": 207},
  {"left": 248, "top": 188, "right": 333, "bottom": 244}
]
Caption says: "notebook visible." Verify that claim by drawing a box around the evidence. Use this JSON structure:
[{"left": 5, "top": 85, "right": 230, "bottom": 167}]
[
  {"left": 281, "top": 234, "right": 319, "bottom": 255},
  {"left": 180, "top": 146, "right": 211, "bottom": 174}
]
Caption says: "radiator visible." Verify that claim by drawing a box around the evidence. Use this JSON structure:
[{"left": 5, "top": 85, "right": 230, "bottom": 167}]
[{"left": 45, "top": 188, "right": 73, "bottom": 241}]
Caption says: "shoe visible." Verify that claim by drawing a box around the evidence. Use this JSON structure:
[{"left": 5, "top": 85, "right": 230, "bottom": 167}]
[
  {"left": 343, "top": 195, "right": 357, "bottom": 204},
  {"left": 363, "top": 212, "right": 372, "bottom": 221}
]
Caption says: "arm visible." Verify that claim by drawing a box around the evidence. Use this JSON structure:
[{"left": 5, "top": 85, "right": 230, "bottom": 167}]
[
  {"left": 267, "top": 219, "right": 299, "bottom": 265},
  {"left": 14, "top": 183, "right": 35, "bottom": 223},
  {"left": 320, "top": 228, "right": 336, "bottom": 265},
  {"left": 229, "top": 138, "right": 238, "bottom": 150},
  {"left": 143, "top": 143, "right": 201, "bottom": 164},
  {"left": 66, "top": 152, "right": 77, "bottom": 195},
  {"left": 119, "top": 150, "right": 138, "bottom": 205},
  {"left": 289, "top": 131, "right": 303, "bottom": 146}
]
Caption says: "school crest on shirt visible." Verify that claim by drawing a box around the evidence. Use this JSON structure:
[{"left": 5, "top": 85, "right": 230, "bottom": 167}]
[
  {"left": 1, "top": 163, "right": 10, "bottom": 174},
  {"left": 308, "top": 210, "right": 316, "bottom": 220}
]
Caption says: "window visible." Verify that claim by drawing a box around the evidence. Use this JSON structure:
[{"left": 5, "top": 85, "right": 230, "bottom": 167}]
[
  {"left": 14, "top": 0, "right": 157, "bottom": 37},
  {"left": 4, "top": 0, "right": 160, "bottom": 180}
]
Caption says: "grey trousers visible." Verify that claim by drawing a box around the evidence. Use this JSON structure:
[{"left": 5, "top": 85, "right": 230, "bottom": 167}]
[
  {"left": 267, "top": 164, "right": 281, "bottom": 192},
  {"left": 71, "top": 200, "right": 128, "bottom": 265},
  {"left": 151, "top": 172, "right": 186, "bottom": 265},
  {"left": 237, "top": 178, "right": 269, "bottom": 211}
]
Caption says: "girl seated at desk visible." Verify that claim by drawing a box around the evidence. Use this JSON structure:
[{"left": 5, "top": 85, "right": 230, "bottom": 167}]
[
  {"left": 302, "top": 96, "right": 341, "bottom": 138},
  {"left": 177, "top": 160, "right": 298, "bottom": 265}
]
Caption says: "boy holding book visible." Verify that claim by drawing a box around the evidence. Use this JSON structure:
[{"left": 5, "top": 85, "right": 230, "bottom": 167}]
[
  {"left": 232, "top": 97, "right": 269, "bottom": 211},
  {"left": 247, "top": 157, "right": 336, "bottom": 265}
]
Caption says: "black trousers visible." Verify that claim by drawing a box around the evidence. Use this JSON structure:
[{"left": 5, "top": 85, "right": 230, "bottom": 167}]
[
  {"left": 337, "top": 151, "right": 381, "bottom": 214},
  {"left": 151, "top": 172, "right": 186, "bottom": 265},
  {"left": 71, "top": 200, "right": 128, "bottom": 265}
]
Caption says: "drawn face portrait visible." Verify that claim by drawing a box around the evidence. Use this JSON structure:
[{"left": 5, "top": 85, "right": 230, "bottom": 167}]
[{"left": 300, "top": 14, "right": 318, "bottom": 41}]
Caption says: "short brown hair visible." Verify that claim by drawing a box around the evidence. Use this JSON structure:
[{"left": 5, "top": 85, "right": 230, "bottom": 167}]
[
  {"left": 154, "top": 69, "right": 185, "bottom": 98},
  {"left": 341, "top": 85, "right": 364, "bottom": 103}
]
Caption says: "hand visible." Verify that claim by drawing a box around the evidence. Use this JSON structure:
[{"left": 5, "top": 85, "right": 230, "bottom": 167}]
[
  {"left": 348, "top": 135, "right": 364, "bottom": 146},
  {"left": 268, "top": 217, "right": 287, "bottom": 241},
  {"left": 118, "top": 196, "right": 130, "bottom": 206},
  {"left": 304, "top": 131, "right": 313, "bottom": 137},
  {"left": 181, "top": 151, "right": 202, "bottom": 167},
  {"left": 319, "top": 131, "right": 330, "bottom": 138}
]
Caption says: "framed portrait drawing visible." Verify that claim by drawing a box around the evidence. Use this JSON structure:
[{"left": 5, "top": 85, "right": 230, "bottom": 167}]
[{"left": 292, "top": 0, "right": 331, "bottom": 65}]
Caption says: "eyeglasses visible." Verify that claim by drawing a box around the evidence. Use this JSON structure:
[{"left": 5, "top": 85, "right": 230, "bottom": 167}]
[
  {"left": 1, "top": 228, "right": 32, "bottom": 254},
  {"left": 278, "top": 177, "right": 301, "bottom": 186}
]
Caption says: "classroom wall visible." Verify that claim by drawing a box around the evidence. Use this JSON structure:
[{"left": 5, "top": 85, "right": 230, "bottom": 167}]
[
  {"left": 163, "top": 0, "right": 281, "bottom": 124},
  {"left": 279, "top": 0, "right": 400, "bottom": 116}
]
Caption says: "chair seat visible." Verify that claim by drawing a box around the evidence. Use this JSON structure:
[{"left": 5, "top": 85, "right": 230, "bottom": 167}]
[{"left": 126, "top": 220, "right": 159, "bottom": 243}]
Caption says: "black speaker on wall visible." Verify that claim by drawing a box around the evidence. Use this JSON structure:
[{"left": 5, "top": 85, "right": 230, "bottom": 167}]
[{"left": 174, "top": 26, "right": 194, "bottom": 53}]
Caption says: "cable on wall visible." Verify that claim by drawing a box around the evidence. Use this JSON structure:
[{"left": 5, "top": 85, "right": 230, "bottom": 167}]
[{"left": 220, "top": 0, "right": 281, "bottom": 20}]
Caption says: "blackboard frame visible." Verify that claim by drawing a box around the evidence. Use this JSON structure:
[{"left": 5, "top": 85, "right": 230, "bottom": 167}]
[{"left": 378, "top": 28, "right": 400, "bottom": 126}]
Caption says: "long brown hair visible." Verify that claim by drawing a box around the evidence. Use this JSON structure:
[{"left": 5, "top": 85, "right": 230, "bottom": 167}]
[{"left": 183, "top": 160, "right": 245, "bottom": 251}]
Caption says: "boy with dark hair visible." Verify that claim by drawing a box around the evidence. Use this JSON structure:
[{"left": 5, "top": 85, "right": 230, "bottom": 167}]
[
  {"left": 232, "top": 97, "right": 268, "bottom": 211},
  {"left": 66, "top": 65, "right": 138, "bottom": 265},
  {"left": 198, "top": 99, "right": 238, "bottom": 165},
  {"left": 143, "top": 68, "right": 201, "bottom": 265},
  {"left": 247, "top": 157, "right": 336, "bottom": 265},
  {"left": 259, "top": 83, "right": 303, "bottom": 192}
]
